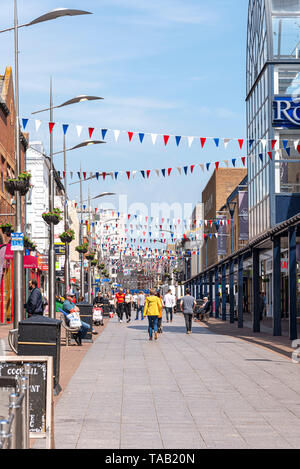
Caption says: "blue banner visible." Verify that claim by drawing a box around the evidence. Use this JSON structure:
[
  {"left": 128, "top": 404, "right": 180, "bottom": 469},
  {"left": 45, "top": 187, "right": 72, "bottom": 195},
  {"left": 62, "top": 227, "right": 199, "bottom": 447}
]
[{"left": 273, "top": 96, "right": 300, "bottom": 128}]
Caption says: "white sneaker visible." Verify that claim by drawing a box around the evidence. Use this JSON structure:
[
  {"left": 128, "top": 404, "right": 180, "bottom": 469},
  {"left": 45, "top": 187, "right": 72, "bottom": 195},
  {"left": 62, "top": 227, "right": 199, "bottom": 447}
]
[{"left": 120, "top": 320, "right": 123, "bottom": 323}]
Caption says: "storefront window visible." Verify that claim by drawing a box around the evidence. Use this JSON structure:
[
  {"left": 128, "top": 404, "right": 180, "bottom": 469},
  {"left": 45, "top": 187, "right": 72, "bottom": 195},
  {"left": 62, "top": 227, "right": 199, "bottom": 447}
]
[{"left": 275, "top": 133, "right": 300, "bottom": 193}]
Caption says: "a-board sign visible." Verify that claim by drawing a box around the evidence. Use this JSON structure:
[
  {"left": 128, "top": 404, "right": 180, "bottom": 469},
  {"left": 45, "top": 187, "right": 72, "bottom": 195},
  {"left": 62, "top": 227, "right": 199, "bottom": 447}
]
[{"left": 0, "top": 356, "right": 54, "bottom": 449}]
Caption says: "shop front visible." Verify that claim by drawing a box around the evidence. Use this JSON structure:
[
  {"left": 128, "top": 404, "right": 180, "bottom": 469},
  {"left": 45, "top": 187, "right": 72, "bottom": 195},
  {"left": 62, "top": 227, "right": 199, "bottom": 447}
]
[{"left": 0, "top": 244, "right": 39, "bottom": 325}]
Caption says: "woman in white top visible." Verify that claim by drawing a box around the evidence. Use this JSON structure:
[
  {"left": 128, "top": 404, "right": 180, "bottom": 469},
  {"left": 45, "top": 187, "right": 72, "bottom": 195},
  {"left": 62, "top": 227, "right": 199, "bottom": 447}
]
[{"left": 124, "top": 290, "right": 133, "bottom": 323}]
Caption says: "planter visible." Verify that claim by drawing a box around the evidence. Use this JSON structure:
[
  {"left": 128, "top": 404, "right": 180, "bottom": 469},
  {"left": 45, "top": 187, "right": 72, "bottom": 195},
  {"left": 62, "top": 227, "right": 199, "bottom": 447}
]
[
  {"left": 42, "top": 214, "right": 61, "bottom": 226},
  {"left": 5, "top": 178, "right": 31, "bottom": 196},
  {"left": 24, "top": 238, "right": 31, "bottom": 249},
  {"left": 76, "top": 245, "right": 89, "bottom": 254},
  {"left": 91, "top": 260, "right": 98, "bottom": 267},
  {"left": 60, "top": 234, "right": 73, "bottom": 244},
  {"left": 4, "top": 180, "right": 16, "bottom": 196},
  {"left": 86, "top": 253, "right": 95, "bottom": 261},
  {"left": 14, "top": 179, "right": 30, "bottom": 193},
  {"left": 1, "top": 225, "right": 13, "bottom": 236},
  {"left": 59, "top": 230, "right": 75, "bottom": 244}
]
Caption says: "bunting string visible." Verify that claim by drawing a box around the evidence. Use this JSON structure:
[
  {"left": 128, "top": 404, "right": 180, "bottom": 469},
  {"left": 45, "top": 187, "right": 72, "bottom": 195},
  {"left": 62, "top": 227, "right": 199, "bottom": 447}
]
[
  {"left": 21, "top": 117, "right": 300, "bottom": 151},
  {"left": 55, "top": 147, "right": 300, "bottom": 184}
]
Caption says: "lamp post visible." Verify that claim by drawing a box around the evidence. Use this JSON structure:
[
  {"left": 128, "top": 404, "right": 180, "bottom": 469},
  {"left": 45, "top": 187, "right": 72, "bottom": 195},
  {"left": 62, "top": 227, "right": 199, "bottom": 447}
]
[
  {"left": 227, "top": 201, "right": 237, "bottom": 255},
  {"left": 0, "top": 2, "right": 93, "bottom": 326},
  {"left": 79, "top": 191, "right": 116, "bottom": 301},
  {"left": 32, "top": 95, "right": 104, "bottom": 298}
]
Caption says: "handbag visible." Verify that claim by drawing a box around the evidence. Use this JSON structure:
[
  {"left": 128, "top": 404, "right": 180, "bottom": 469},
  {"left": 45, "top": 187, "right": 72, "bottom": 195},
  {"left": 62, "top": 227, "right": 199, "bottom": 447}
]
[{"left": 67, "top": 311, "right": 82, "bottom": 328}]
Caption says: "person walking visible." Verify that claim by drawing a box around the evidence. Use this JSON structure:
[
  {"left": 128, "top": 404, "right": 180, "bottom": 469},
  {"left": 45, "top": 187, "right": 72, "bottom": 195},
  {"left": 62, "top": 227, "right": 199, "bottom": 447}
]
[
  {"left": 180, "top": 288, "right": 196, "bottom": 334},
  {"left": 164, "top": 289, "right": 174, "bottom": 323},
  {"left": 171, "top": 290, "right": 177, "bottom": 317},
  {"left": 156, "top": 291, "right": 163, "bottom": 334},
  {"left": 25, "top": 279, "right": 44, "bottom": 317},
  {"left": 136, "top": 291, "right": 145, "bottom": 320},
  {"left": 115, "top": 288, "right": 126, "bottom": 322},
  {"left": 143, "top": 289, "right": 162, "bottom": 341},
  {"left": 124, "top": 289, "right": 133, "bottom": 323}
]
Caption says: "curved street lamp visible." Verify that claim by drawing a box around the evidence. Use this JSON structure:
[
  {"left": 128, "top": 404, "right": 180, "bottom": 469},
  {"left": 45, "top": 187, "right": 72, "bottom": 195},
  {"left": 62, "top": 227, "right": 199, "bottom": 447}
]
[
  {"left": 0, "top": 7, "right": 92, "bottom": 33},
  {"left": 2, "top": 2, "right": 93, "bottom": 326},
  {"left": 32, "top": 91, "right": 104, "bottom": 298},
  {"left": 31, "top": 95, "right": 103, "bottom": 115}
]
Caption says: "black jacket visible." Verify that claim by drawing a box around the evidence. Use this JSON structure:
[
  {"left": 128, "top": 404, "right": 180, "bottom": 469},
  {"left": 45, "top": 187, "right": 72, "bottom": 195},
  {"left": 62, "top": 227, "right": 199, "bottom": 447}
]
[{"left": 26, "top": 287, "right": 43, "bottom": 315}]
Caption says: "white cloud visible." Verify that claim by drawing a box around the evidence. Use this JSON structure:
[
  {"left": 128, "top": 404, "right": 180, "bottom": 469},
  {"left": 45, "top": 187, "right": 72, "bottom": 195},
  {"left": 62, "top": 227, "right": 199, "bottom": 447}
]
[{"left": 96, "top": 0, "right": 220, "bottom": 26}]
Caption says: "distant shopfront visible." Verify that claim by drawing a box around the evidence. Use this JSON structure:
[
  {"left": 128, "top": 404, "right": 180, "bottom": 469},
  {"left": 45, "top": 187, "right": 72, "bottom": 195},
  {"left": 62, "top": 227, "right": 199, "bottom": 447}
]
[{"left": 0, "top": 244, "right": 41, "bottom": 325}]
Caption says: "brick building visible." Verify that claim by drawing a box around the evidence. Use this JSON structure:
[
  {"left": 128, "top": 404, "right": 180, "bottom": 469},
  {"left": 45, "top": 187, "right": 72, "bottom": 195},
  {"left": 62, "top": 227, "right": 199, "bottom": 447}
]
[
  {"left": 0, "top": 66, "right": 27, "bottom": 324},
  {"left": 202, "top": 168, "right": 247, "bottom": 269}
]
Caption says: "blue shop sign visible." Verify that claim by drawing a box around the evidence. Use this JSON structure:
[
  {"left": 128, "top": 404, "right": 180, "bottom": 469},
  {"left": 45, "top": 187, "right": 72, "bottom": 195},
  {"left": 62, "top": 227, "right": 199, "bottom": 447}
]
[{"left": 273, "top": 96, "right": 300, "bottom": 128}]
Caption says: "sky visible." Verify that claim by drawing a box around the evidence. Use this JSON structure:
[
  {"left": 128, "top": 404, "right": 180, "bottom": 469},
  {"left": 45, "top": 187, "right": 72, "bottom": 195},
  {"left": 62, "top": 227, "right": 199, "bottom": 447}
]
[{"left": 0, "top": 0, "right": 249, "bottom": 220}]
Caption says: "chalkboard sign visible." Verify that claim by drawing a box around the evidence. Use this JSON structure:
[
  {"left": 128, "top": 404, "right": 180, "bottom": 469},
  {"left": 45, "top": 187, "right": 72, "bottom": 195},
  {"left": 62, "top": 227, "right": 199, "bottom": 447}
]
[{"left": 0, "top": 356, "right": 54, "bottom": 449}]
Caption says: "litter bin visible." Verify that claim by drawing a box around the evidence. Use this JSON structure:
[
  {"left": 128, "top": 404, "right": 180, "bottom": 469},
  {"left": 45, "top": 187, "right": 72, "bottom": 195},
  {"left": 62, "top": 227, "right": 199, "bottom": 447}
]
[
  {"left": 17, "top": 315, "right": 62, "bottom": 394},
  {"left": 77, "top": 303, "right": 93, "bottom": 343}
]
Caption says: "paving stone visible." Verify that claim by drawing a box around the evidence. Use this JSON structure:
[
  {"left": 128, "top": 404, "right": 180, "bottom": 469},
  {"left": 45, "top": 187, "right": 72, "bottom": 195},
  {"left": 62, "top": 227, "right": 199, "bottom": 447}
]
[{"left": 43, "top": 315, "right": 300, "bottom": 449}]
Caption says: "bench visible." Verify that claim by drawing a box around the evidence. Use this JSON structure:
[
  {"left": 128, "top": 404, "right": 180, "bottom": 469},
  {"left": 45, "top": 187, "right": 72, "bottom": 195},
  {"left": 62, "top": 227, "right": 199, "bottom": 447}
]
[{"left": 58, "top": 309, "right": 81, "bottom": 347}]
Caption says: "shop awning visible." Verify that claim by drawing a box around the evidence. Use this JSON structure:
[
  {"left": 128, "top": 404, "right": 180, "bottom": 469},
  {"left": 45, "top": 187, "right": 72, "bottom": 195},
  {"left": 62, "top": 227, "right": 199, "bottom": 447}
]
[{"left": 4, "top": 244, "right": 38, "bottom": 269}]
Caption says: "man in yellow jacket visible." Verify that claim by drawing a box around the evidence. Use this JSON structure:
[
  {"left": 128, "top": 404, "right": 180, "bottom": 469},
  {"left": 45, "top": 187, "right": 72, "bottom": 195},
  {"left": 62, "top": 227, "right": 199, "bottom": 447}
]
[{"left": 143, "top": 290, "right": 162, "bottom": 341}]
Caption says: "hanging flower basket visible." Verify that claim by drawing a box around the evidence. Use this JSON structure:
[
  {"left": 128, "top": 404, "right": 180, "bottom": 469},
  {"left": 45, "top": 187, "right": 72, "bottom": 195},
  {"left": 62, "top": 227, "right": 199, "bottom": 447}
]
[
  {"left": 91, "top": 259, "right": 98, "bottom": 267},
  {"left": 76, "top": 243, "right": 89, "bottom": 254},
  {"left": 24, "top": 236, "right": 31, "bottom": 249},
  {"left": 4, "top": 180, "right": 16, "bottom": 196},
  {"left": 86, "top": 252, "right": 95, "bottom": 261},
  {"left": 0, "top": 223, "right": 13, "bottom": 236},
  {"left": 4, "top": 171, "right": 32, "bottom": 196},
  {"left": 24, "top": 236, "right": 36, "bottom": 252},
  {"left": 42, "top": 208, "right": 62, "bottom": 226},
  {"left": 59, "top": 229, "right": 75, "bottom": 244}
]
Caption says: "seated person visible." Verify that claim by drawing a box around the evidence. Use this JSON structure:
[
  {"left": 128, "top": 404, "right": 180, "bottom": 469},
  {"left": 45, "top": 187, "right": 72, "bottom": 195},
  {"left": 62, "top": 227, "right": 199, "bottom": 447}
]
[
  {"left": 196, "top": 297, "right": 211, "bottom": 321},
  {"left": 62, "top": 293, "right": 90, "bottom": 346},
  {"left": 93, "top": 292, "right": 103, "bottom": 306}
]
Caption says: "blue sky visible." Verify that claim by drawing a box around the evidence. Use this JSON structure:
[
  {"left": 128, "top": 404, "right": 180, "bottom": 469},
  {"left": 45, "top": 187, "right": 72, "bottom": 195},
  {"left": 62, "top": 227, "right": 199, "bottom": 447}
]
[{"left": 0, "top": 0, "right": 248, "bottom": 216}]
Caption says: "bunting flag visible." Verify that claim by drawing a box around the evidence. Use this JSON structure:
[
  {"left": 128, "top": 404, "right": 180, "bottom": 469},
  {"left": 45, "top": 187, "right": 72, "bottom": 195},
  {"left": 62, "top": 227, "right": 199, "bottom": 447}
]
[
  {"left": 62, "top": 149, "right": 282, "bottom": 184},
  {"left": 20, "top": 117, "right": 300, "bottom": 151},
  {"left": 176, "top": 136, "right": 181, "bottom": 146},
  {"left": 128, "top": 131, "right": 134, "bottom": 142}
]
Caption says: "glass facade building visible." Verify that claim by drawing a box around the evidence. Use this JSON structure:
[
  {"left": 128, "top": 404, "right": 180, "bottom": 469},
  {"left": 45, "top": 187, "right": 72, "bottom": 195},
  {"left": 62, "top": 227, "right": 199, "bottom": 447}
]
[{"left": 247, "top": 0, "right": 300, "bottom": 239}]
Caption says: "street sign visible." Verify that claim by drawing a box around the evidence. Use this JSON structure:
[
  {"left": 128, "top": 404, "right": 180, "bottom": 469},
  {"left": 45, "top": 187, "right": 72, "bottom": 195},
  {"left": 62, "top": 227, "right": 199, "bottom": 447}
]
[
  {"left": 54, "top": 243, "right": 65, "bottom": 255},
  {"left": 11, "top": 232, "right": 24, "bottom": 251}
]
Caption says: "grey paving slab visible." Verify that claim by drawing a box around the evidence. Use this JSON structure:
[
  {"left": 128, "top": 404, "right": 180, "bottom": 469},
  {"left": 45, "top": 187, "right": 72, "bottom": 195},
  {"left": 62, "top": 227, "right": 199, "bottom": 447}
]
[{"left": 40, "top": 314, "right": 300, "bottom": 449}]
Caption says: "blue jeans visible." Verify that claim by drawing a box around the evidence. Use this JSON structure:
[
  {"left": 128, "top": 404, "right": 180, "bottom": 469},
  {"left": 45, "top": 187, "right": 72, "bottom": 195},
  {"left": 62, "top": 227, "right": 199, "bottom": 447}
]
[
  {"left": 165, "top": 307, "right": 173, "bottom": 321},
  {"left": 147, "top": 316, "right": 158, "bottom": 339},
  {"left": 136, "top": 306, "right": 144, "bottom": 320},
  {"left": 78, "top": 321, "right": 90, "bottom": 340}
]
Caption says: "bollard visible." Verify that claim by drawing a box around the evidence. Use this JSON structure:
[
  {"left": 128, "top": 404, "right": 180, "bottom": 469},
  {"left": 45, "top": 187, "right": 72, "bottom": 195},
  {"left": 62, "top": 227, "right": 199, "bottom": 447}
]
[
  {"left": 0, "top": 418, "right": 13, "bottom": 450},
  {"left": 19, "top": 376, "right": 30, "bottom": 449},
  {"left": 9, "top": 393, "right": 24, "bottom": 449}
]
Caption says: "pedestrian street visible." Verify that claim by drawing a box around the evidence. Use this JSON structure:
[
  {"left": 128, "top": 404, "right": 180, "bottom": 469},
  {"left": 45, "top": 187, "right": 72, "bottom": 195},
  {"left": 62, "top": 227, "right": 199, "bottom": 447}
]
[{"left": 44, "top": 314, "right": 300, "bottom": 450}]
